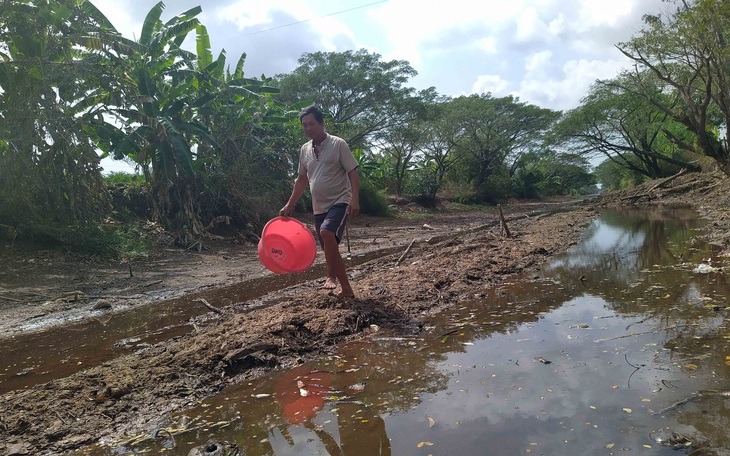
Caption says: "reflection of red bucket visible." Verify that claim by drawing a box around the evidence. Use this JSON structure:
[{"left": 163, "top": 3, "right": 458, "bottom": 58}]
[
  {"left": 275, "top": 366, "right": 331, "bottom": 424},
  {"left": 258, "top": 217, "right": 316, "bottom": 274}
]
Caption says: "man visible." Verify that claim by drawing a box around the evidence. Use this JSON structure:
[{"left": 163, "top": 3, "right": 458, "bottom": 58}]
[{"left": 279, "top": 105, "right": 360, "bottom": 298}]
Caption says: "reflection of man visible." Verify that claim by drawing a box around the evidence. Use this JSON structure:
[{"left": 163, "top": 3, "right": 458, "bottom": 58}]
[
  {"left": 306, "top": 369, "right": 391, "bottom": 456},
  {"left": 275, "top": 364, "right": 391, "bottom": 455},
  {"left": 279, "top": 105, "right": 359, "bottom": 299},
  {"left": 307, "top": 402, "right": 391, "bottom": 456}
]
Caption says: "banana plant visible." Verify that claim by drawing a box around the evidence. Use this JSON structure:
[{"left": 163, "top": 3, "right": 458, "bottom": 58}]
[
  {"left": 104, "top": 2, "right": 285, "bottom": 233},
  {"left": 104, "top": 2, "right": 219, "bottom": 233},
  {"left": 0, "top": 0, "right": 134, "bottom": 231}
]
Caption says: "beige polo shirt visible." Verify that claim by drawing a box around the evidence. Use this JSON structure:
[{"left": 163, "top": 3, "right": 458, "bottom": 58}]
[{"left": 298, "top": 134, "right": 359, "bottom": 215}]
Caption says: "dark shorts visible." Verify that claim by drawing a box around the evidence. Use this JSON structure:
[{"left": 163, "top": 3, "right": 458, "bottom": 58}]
[{"left": 314, "top": 203, "right": 349, "bottom": 248}]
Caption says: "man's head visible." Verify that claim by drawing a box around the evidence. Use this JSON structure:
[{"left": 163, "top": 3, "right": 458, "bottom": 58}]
[
  {"left": 299, "top": 105, "right": 326, "bottom": 141},
  {"left": 299, "top": 105, "right": 324, "bottom": 123}
]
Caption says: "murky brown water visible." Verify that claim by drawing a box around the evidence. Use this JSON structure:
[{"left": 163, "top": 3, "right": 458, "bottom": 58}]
[
  {"left": 0, "top": 249, "right": 398, "bottom": 394},
  {"left": 5, "top": 207, "right": 730, "bottom": 455},
  {"left": 71, "top": 206, "right": 730, "bottom": 455}
]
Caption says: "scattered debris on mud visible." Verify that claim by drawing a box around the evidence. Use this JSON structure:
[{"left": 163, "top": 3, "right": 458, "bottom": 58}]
[{"left": 2, "top": 169, "right": 730, "bottom": 455}]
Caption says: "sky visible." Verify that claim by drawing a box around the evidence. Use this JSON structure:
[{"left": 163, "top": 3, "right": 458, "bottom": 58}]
[{"left": 92, "top": 0, "right": 670, "bottom": 172}]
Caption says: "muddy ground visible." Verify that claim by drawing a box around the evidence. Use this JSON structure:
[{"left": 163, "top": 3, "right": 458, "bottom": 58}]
[{"left": 2, "top": 170, "right": 730, "bottom": 455}]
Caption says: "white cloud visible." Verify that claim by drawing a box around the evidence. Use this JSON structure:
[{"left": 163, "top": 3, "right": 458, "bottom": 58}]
[
  {"left": 515, "top": 58, "right": 627, "bottom": 111},
  {"left": 472, "top": 74, "right": 510, "bottom": 95},
  {"left": 514, "top": 8, "right": 550, "bottom": 43},
  {"left": 91, "top": 0, "right": 668, "bottom": 111},
  {"left": 576, "top": 0, "right": 636, "bottom": 29},
  {"left": 524, "top": 50, "right": 553, "bottom": 74}
]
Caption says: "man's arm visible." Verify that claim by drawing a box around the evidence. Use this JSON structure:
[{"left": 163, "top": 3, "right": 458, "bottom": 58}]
[
  {"left": 348, "top": 167, "right": 360, "bottom": 217},
  {"left": 280, "top": 173, "right": 309, "bottom": 217}
]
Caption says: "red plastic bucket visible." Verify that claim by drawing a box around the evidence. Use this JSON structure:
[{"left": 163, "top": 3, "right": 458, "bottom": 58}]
[{"left": 258, "top": 217, "right": 316, "bottom": 274}]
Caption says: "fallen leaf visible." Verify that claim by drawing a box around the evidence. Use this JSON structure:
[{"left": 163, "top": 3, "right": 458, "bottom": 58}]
[
  {"left": 427, "top": 416, "right": 436, "bottom": 428},
  {"left": 685, "top": 363, "right": 699, "bottom": 370},
  {"left": 606, "top": 443, "right": 615, "bottom": 449},
  {"left": 622, "top": 408, "right": 632, "bottom": 413}
]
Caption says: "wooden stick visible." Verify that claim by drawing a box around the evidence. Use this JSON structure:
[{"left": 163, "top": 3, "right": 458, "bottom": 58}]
[
  {"left": 194, "top": 298, "right": 223, "bottom": 314},
  {"left": 395, "top": 239, "right": 417, "bottom": 266},
  {"left": 498, "top": 204, "right": 511, "bottom": 238},
  {"left": 345, "top": 223, "right": 351, "bottom": 253}
]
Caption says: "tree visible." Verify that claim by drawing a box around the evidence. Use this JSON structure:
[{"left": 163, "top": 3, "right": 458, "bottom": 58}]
[
  {"left": 413, "top": 101, "right": 464, "bottom": 204},
  {"left": 275, "top": 49, "right": 418, "bottom": 150},
  {"left": 594, "top": 158, "right": 647, "bottom": 191},
  {"left": 616, "top": 0, "right": 730, "bottom": 174},
  {"left": 549, "top": 74, "right": 699, "bottom": 179},
  {"left": 444, "top": 94, "right": 559, "bottom": 200},
  {"left": 0, "top": 0, "right": 127, "bottom": 237},
  {"left": 370, "top": 88, "right": 440, "bottom": 195}
]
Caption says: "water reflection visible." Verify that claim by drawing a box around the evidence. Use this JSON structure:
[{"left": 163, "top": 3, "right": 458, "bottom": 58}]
[{"left": 92, "top": 209, "right": 730, "bottom": 456}]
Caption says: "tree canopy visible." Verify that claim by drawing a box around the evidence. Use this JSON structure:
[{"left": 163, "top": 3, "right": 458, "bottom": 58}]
[{"left": 0, "top": 0, "right": 619, "bottom": 253}]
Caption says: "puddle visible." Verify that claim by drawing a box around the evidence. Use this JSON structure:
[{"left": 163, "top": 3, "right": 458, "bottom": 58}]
[{"left": 81, "top": 207, "right": 730, "bottom": 455}]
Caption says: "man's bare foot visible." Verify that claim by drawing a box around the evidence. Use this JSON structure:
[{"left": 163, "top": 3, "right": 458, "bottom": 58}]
[
  {"left": 336, "top": 290, "right": 355, "bottom": 299},
  {"left": 327, "top": 290, "right": 355, "bottom": 299},
  {"left": 321, "top": 277, "right": 337, "bottom": 289}
]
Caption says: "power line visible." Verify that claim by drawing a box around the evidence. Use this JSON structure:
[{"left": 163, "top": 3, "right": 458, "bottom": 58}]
[{"left": 241, "top": 0, "right": 388, "bottom": 37}]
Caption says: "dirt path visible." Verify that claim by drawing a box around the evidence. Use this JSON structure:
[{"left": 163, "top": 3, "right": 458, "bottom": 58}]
[{"left": 2, "top": 172, "right": 730, "bottom": 455}]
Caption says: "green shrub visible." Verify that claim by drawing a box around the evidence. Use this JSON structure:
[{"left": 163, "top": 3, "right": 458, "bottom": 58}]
[
  {"left": 404, "top": 170, "right": 439, "bottom": 208},
  {"left": 22, "top": 223, "right": 149, "bottom": 260},
  {"left": 359, "top": 176, "right": 393, "bottom": 216},
  {"left": 104, "top": 171, "right": 146, "bottom": 187}
]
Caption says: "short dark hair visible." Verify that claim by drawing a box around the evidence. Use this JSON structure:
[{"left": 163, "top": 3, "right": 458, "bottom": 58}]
[{"left": 299, "top": 105, "right": 324, "bottom": 124}]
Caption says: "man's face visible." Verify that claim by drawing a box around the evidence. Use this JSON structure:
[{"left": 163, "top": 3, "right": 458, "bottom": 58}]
[{"left": 301, "top": 113, "right": 324, "bottom": 140}]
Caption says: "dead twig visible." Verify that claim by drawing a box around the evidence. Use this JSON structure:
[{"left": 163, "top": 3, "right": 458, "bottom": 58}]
[
  {"left": 395, "top": 238, "right": 417, "bottom": 266},
  {"left": 626, "top": 168, "right": 688, "bottom": 201},
  {"left": 646, "top": 168, "right": 686, "bottom": 193},
  {"left": 652, "top": 391, "right": 730, "bottom": 416},
  {"left": 54, "top": 410, "right": 67, "bottom": 425},
  {"left": 0, "top": 295, "right": 23, "bottom": 302},
  {"left": 594, "top": 323, "right": 697, "bottom": 342},
  {"left": 194, "top": 298, "right": 223, "bottom": 314},
  {"left": 625, "top": 354, "right": 644, "bottom": 388}
]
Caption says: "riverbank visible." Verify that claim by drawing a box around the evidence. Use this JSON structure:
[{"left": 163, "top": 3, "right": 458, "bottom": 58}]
[{"left": 1, "top": 169, "right": 729, "bottom": 455}]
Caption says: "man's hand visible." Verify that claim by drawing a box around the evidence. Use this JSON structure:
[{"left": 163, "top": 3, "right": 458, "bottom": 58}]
[
  {"left": 349, "top": 202, "right": 360, "bottom": 217},
  {"left": 279, "top": 204, "right": 293, "bottom": 217}
]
